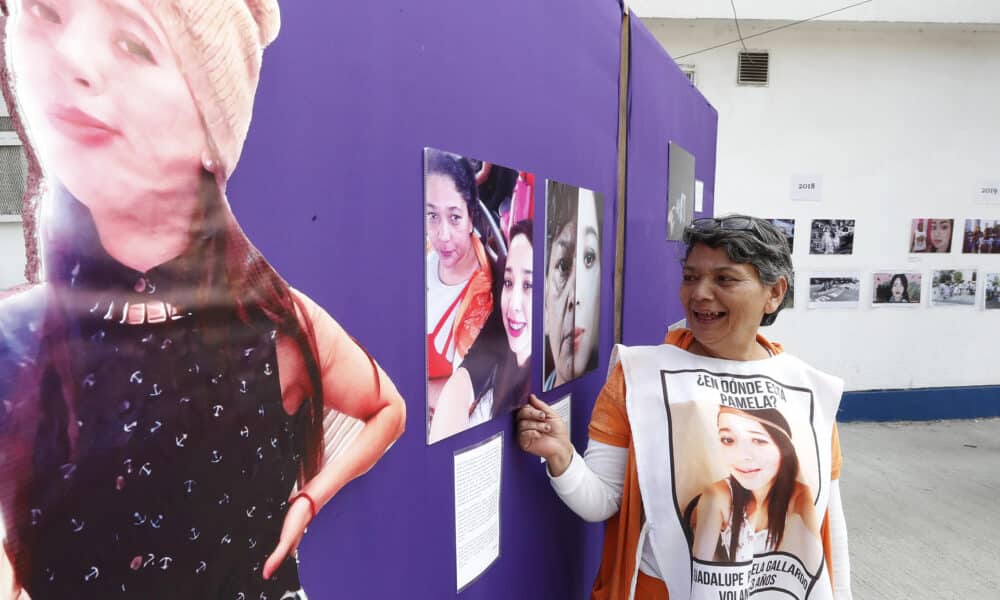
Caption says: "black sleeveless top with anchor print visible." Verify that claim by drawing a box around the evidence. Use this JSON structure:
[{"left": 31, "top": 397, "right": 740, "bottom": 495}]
[{"left": 0, "top": 193, "right": 308, "bottom": 599}]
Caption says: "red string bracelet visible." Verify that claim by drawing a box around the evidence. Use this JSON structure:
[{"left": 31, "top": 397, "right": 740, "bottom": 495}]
[{"left": 291, "top": 491, "right": 317, "bottom": 523}]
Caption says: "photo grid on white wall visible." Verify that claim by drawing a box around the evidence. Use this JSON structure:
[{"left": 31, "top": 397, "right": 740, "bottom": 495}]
[{"left": 764, "top": 195, "right": 999, "bottom": 312}]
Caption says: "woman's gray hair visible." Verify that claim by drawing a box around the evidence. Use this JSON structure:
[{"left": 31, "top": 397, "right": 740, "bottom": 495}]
[{"left": 682, "top": 215, "right": 793, "bottom": 326}]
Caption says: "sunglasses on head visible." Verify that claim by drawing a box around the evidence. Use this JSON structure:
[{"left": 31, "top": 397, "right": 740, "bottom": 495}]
[{"left": 687, "top": 217, "right": 755, "bottom": 232}]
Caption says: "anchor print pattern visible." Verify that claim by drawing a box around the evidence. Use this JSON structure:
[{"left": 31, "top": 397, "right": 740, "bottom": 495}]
[{"left": 0, "top": 270, "right": 309, "bottom": 598}]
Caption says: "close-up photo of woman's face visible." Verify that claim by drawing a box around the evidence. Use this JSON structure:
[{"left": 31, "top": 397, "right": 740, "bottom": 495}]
[
  {"left": 891, "top": 276, "right": 906, "bottom": 301},
  {"left": 544, "top": 218, "right": 577, "bottom": 385},
  {"left": 543, "top": 183, "right": 604, "bottom": 390},
  {"left": 9, "top": 0, "right": 207, "bottom": 206},
  {"left": 929, "top": 219, "right": 953, "bottom": 252},
  {"left": 718, "top": 411, "right": 781, "bottom": 493},
  {"left": 573, "top": 190, "right": 601, "bottom": 376},
  {"left": 502, "top": 232, "right": 533, "bottom": 365},
  {"left": 425, "top": 173, "right": 474, "bottom": 271}
]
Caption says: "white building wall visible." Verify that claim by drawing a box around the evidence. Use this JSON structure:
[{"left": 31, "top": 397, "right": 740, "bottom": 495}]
[
  {"left": 0, "top": 219, "right": 26, "bottom": 290},
  {"left": 645, "top": 18, "right": 1000, "bottom": 391},
  {"left": 634, "top": 0, "right": 1000, "bottom": 25}
]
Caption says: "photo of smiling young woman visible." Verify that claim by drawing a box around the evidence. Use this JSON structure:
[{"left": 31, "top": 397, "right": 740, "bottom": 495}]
[
  {"left": 424, "top": 148, "right": 535, "bottom": 443},
  {"left": 681, "top": 404, "right": 823, "bottom": 576},
  {"left": 542, "top": 181, "right": 604, "bottom": 392},
  {"left": 665, "top": 377, "right": 825, "bottom": 593},
  {"left": 428, "top": 220, "right": 534, "bottom": 443}
]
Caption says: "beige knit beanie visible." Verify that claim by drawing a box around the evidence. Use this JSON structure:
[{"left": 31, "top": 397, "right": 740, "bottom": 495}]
[{"left": 142, "top": 0, "right": 281, "bottom": 179}]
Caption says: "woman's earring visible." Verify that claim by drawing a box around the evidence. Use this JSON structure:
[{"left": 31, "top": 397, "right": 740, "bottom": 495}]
[{"left": 201, "top": 150, "right": 217, "bottom": 174}]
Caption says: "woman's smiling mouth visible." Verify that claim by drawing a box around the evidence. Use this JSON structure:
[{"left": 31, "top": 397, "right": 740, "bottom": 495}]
[
  {"left": 693, "top": 310, "right": 726, "bottom": 321},
  {"left": 506, "top": 317, "right": 527, "bottom": 338}
]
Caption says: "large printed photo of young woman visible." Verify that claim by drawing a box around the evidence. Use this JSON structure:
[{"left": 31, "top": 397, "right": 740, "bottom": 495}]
[
  {"left": 668, "top": 372, "right": 824, "bottom": 600},
  {"left": 0, "top": 2, "right": 406, "bottom": 598}
]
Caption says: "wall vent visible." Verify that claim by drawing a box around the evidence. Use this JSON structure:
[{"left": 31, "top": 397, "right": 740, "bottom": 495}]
[{"left": 737, "top": 50, "right": 769, "bottom": 86}]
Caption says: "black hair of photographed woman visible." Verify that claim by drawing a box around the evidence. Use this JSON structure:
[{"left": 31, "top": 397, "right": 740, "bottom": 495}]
[
  {"left": 476, "top": 162, "right": 520, "bottom": 263},
  {"left": 887, "top": 273, "right": 910, "bottom": 303},
  {"left": 457, "top": 220, "right": 533, "bottom": 420},
  {"left": 476, "top": 162, "right": 519, "bottom": 219},
  {"left": 874, "top": 273, "right": 911, "bottom": 303}
]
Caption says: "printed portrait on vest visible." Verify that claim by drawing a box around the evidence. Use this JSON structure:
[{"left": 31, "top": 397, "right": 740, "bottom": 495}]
[{"left": 671, "top": 372, "right": 825, "bottom": 600}]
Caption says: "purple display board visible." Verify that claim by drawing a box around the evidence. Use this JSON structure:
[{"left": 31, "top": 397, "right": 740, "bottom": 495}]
[
  {"left": 622, "top": 21, "right": 718, "bottom": 346},
  {"left": 225, "top": 1, "right": 624, "bottom": 598}
]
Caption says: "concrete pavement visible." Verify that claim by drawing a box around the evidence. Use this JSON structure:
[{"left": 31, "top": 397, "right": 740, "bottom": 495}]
[{"left": 839, "top": 419, "right": 1000, "bottom": 599}]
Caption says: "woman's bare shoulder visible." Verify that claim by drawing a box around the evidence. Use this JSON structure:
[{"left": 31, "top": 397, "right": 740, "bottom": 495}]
[
  {"left": 288, "top": 288, "right": 338, "bottom": 329},
  {"left": 790, "top": 482, "right": 815, "bottom": 509},
  {"left": 702, "top": 479, "right": 733, "bottom": 504}
]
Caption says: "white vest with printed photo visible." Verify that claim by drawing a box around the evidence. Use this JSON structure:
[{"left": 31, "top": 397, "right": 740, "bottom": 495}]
[{"left": 613, "top": 344, "right": 843, "bottom": 600}]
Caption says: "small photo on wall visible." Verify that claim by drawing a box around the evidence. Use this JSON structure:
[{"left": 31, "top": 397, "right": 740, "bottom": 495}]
[
  {"left": 767, "top": 219, "right": 796, "bottom": 254},
  {"left": 424, "top": 148, "right": 536, "bottom": 444},
  {"left": 666, "top": 142, "right": 695, "bottom": 241},
  {"left": 985, "top": 273, "right": 1000, "bottom": 310},
  {"left": 909, "top": 218, "right": 953, "bottom": 253},
  {"left": 809, "top": 219, "right": 855, "bottom": 255},
  {"left": 808, "top": 274, "right": 861, "bottom": 308},
  {"left": 931, "top": 270, "right": 977, "bottom": 306},
  {"left": 872, "top": 272, "right": 921, "bottom": 306},
  {"left": 961, "top": 219, "right": 999, "bottom": 254},
  {"left": 543, "top": 181, "right": 605, "bottom": 392}
]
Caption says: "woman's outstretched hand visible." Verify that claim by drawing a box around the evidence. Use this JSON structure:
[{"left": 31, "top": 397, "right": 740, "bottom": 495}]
[
  {"left": 516, "top": 395, "right": 574, "bottom": 476},
  {"left": 262, "top": 494, "right": 314, "bottom": 581}
]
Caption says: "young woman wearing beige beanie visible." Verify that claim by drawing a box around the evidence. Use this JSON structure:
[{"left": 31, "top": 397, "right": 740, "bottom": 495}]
[{"left": 0, "top": 1, "right": 406, "bottom": 598}]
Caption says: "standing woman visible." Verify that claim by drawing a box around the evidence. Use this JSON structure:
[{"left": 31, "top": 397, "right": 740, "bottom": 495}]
[
  {"left": 0, "top": 1, "right": 405, "bottom": 598},
  {"left": 519, "top": 216, "right": 851, "bottom": 599},
  {"left": 821, "top": 227, "right": 835, "bottom": 254}
]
